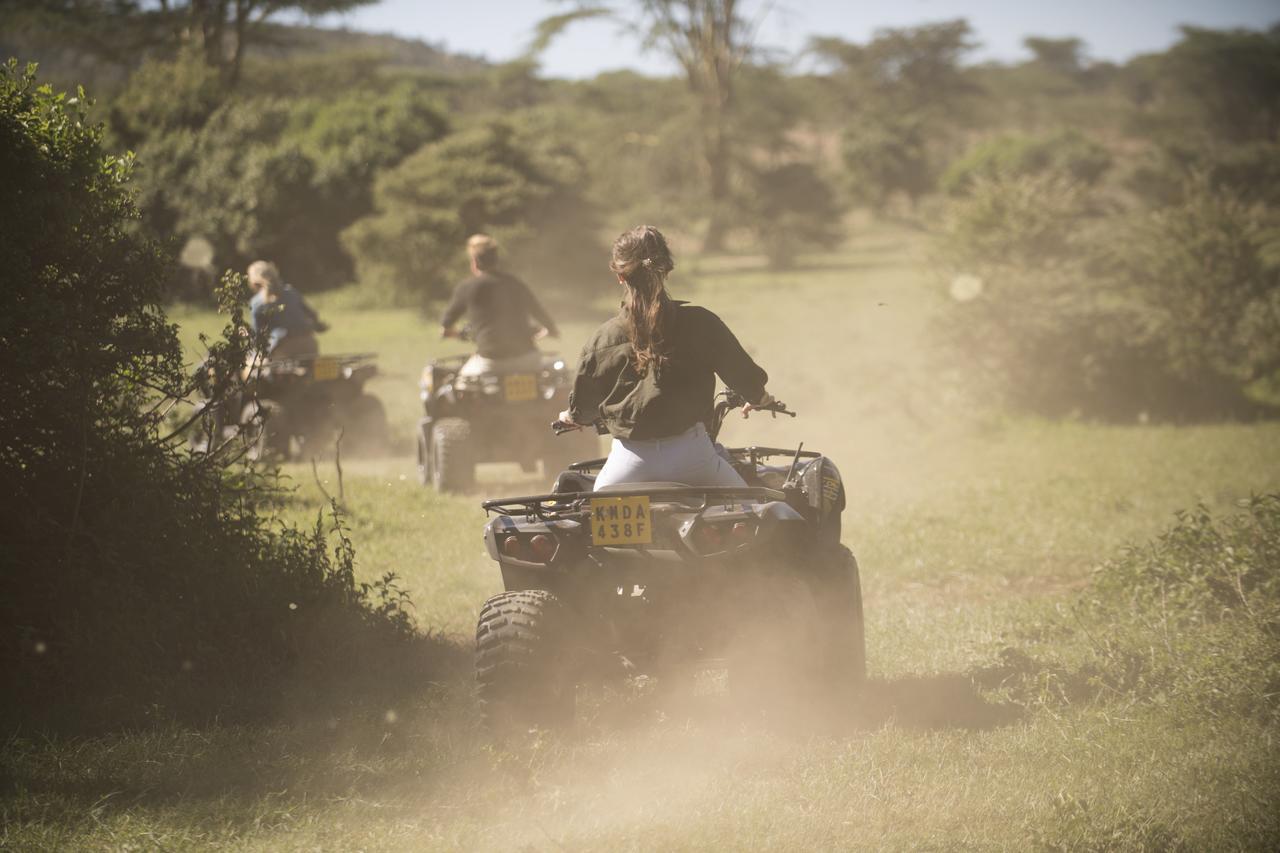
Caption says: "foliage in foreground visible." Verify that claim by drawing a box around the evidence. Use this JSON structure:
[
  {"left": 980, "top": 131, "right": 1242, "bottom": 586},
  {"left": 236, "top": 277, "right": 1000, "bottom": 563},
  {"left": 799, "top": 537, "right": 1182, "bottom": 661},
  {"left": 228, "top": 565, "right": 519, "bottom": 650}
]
[{"left": 0, "top": 61, "right": 449, "bottom": 733}]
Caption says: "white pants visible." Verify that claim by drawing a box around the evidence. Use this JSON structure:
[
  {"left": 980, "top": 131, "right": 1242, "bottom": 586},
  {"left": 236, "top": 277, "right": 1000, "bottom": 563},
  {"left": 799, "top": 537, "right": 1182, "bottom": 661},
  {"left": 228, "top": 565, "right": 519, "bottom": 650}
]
[
  {"left": 594, "top": 422, "right": 748, "bottom": 490},
  {"left": 458, "top": 349, "right": 543, "bottom": 377}
]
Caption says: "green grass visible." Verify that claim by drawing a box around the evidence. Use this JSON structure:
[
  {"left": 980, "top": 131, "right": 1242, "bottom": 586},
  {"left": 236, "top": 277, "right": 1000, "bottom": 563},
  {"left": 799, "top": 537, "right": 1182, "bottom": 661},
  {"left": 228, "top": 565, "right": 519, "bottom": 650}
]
[{"left": 5, "top": 221, "right": 1279, "bottom": 850}]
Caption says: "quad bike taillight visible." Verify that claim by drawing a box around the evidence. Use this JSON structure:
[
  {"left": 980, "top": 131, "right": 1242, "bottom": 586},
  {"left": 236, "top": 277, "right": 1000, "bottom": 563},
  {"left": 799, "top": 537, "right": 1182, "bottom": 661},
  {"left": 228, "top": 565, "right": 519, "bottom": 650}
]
[
  {"left": 690, "top": 519, "right": 757, "bottom": 554},
  {"left": 499, "top": 532, "right": 558, "bottom": 563}
]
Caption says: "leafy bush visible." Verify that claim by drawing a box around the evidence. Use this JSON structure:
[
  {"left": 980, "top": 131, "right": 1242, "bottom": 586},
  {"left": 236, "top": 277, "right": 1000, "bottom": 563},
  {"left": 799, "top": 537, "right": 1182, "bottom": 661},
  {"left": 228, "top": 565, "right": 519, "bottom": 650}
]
[
  {"left": 841, "top": 116, "right": 938, "bottom": 211},
  {"left": 114, "top": 62, "right": 448, "bottom": 295},
  {"left": 342, "top": 119, "right": 604, "bottom": 305},
  {"left": 939, "top": 172, "right": 1280, "bottom": 419},
  {"left": 937, "top": 172, "right": 1128, "bottom": 416},
  {"left": 1127, "top": 141, "right": 1280, "bottom": 208},
  {"left": 0, "top": 61, "right": 447, "bottom": 732},
  {"left": 744, "top": 161, "right": 846, "bottom": 268},
  {"left": 941, "top": 129, "right": 1111, "bottom": 196},
  {"left": 991, "top": 494, "right": 1280, "bottom": 722}
]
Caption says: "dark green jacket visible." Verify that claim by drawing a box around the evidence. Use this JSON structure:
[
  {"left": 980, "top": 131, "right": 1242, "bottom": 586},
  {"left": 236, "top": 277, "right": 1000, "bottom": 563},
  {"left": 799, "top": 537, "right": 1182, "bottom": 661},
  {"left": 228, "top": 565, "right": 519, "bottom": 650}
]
[{"left": 569, "top": 302, "right": 768, "bottom": 440}]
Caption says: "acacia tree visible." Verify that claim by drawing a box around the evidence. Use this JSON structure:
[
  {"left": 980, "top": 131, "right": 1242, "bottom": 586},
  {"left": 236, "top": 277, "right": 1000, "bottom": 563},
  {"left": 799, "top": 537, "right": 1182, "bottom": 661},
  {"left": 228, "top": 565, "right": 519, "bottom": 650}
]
[
  {"left": 540, "top": 1, "right": 768, "bottom": 249},
  {"left": 4, "top": 0, "right": 372, "bottom": 84},
  {"left": 811, "top": 19, "right": 978, "bottom": 211}
]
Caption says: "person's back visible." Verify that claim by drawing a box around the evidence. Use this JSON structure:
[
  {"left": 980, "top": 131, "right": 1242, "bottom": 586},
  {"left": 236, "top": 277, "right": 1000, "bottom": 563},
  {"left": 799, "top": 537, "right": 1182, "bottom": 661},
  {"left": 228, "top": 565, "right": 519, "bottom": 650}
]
[
  {"left": 447, "top": 270, "right": 550, "bottom": 359},
  {"left": 561, "top": 225, "right": 775, "bottom": 490},
  {"left": 441, "top": 234, "right": 558, "bottom": 375},
  {"left": 246, "top": 260, "right": 325, "bottom": 359}
]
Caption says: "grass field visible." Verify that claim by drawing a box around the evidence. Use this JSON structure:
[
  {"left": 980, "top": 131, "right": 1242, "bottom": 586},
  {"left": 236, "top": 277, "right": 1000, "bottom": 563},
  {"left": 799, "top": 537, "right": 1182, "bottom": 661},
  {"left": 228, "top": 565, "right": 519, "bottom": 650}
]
[{"left": 4, "top": 222, "right": 1279, "bottom": 850}]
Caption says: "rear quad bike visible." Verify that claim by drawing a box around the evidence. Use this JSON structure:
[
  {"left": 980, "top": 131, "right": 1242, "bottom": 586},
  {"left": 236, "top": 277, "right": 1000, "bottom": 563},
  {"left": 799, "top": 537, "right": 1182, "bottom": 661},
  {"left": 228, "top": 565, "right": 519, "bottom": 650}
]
[
  {"left": 190, "top": 352, "right": 388, "bottom": 460},
  {"left": 416, "top": 350, "right": 597, "bottom": 492},
  {"left": 474, "top": 390, "right": 865, "bottom": 731}
]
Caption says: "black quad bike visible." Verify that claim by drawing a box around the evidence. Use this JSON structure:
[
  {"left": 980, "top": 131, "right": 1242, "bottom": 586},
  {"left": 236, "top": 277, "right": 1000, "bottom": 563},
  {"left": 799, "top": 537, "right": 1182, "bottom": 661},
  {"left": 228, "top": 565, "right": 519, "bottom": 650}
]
[
  {"left": 191, "top": 352, "right": 388, "bottom": 460},
  {"left": 474, "top": 390, "right": 865, "bottom": 731},
  {"left": 416, "top": 352, "right": 597, "bottom": 492}
]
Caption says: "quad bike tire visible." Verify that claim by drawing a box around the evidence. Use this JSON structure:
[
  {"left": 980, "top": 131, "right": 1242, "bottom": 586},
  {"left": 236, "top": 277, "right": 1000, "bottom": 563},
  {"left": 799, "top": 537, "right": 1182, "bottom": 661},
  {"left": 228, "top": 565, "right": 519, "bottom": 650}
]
[
  {"left": 240, "top": 399, "right": 290, "bottom": 461},
  {"left": 817, "top": 545, "right": 866, "bottom": 686},
  {"left": 727, "top": 546, "right": 866, "bottom": 706},
  {"left": 416, "top": 427, "right": 431, "bottom": 486},
  {"left": 430, "top": 417, "right": 474, "bottom": 492},
  {"left": 476, "top": 590, "right": 574, "bottom": 732},
  {"left": 338, "top": 393, "right": 389, "bottom": 457}
]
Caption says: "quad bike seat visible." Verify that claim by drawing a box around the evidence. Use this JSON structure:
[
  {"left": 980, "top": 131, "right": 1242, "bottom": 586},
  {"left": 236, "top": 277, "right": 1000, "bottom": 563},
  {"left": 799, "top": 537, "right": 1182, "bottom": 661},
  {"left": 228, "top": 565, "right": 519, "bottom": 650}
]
[
  {"left": 552, "top": 470, "right": 597, "bottom": 494},
  {"left": 596, "top": 481, "right": 692, "bottom": 492}
]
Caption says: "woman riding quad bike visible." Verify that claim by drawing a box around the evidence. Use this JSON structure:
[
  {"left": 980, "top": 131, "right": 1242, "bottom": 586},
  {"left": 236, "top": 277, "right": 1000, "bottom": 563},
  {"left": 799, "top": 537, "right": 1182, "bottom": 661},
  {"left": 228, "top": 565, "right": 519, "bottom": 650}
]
[{"left": 474, "top": 227, "right": 864, "bottom": 731}]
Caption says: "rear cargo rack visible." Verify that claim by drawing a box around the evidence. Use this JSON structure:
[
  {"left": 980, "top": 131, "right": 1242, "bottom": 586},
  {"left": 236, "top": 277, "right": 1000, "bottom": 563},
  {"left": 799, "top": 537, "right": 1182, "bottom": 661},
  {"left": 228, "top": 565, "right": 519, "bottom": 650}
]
[
  {"left": 567, "top": 446, "right": 821, "bottom": 473},
  {"left": 481, "top": 486, "right": 789, "bottom": 518}
]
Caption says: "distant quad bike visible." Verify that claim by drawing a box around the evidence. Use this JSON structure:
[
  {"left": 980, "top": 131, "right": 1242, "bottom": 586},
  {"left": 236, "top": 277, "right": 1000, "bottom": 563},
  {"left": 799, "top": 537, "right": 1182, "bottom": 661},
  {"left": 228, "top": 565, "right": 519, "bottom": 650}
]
[
  {"left": 416, "top": 351, "right": 597, "bottom": 492},
  {"left": 192, "top": 353, "right": 388, "bottom": 460},
  {"left": 474, "top": 390, "right": 865, "bottom": 731}
]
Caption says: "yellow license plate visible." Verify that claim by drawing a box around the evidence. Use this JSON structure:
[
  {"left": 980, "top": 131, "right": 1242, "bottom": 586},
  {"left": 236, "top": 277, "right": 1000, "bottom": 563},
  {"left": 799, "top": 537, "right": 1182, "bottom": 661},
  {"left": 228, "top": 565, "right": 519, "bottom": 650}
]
[
  {"left": 503, "top": 373, "right": 537, "bottom": 402},
  {"left": 312, "top": 357, "right": 340, "bottom": 381},
  {"left": 590, "top": 496, "right": 653, "bottom": 546}
]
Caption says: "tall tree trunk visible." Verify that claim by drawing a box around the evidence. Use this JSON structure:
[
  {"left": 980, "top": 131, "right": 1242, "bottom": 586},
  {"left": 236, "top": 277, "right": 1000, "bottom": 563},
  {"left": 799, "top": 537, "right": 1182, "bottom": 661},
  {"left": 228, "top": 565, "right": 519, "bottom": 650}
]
[
  {"left": 227, "top": 0, "right": 250, "bottom": 86},
  {"left": 702, "top": 113, "right": 731, "bottom": 251}
]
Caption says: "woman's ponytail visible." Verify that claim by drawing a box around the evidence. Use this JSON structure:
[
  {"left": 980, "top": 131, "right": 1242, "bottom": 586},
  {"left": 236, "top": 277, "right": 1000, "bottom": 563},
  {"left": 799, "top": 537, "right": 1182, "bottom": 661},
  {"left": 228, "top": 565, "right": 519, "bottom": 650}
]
[{"left": 611, "top": 226, "right": 676, "bottom": 377}]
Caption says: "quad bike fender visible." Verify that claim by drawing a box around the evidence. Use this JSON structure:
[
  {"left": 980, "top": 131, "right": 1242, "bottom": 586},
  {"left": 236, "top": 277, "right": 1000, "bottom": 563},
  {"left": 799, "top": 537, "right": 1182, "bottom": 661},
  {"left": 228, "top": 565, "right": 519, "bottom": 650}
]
[
  {"left": 753, "top": 499, "right": 811, "bottom": 550},
  {"left": 798, "top": 456, "right": 846, "bottom": 524}
]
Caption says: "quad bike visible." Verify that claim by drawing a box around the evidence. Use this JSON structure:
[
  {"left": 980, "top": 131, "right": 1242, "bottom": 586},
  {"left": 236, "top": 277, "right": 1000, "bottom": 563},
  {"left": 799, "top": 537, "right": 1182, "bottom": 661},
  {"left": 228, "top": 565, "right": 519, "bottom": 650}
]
[
  {"left": 190, "top": 352, "right": 388, "bottom": 460},
  {"left": 416, "top": 348, "right": 597, "bottom": 492},
  {"left": 474, "top": 390, "right": 865, "bottom": 731}
]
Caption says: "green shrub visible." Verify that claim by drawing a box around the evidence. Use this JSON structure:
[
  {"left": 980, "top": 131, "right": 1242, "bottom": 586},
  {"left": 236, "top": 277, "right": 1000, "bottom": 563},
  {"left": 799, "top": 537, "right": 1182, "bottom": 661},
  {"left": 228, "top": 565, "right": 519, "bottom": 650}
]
[
  {"left": 991, "top": 494, "right": 1280, "bottom": 722},
  {"left": 744, "top": 161, "right": 846, "bottom": 268},
  {"left": 0, "top": 61, "right": 447, "bottom": 732},
  {"left": 342, "top": 119, "right": 603, "bottom": 306},
  {"left": 941, "top": 129, "right": 1111, "bottom": 196},
  {"left": 939, "top": 172, "right": 1279, "bottom": 419},
  {"left": 113, "top": 62, "right": 448, "bottom": 295},
  {"left": 841, "top": 116, "right": 938, "bottom": 211}
]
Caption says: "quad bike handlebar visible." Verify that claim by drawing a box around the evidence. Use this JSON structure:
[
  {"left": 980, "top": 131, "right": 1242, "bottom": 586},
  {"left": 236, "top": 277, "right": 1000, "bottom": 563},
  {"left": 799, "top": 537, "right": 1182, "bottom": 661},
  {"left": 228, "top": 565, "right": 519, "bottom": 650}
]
[{"left": 550, "top": 389, "right": 794, "bottom": 438}]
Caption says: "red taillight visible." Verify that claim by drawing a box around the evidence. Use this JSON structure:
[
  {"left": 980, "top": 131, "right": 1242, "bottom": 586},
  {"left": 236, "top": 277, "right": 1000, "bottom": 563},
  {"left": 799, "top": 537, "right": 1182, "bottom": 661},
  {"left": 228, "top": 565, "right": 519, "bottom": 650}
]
[
  {"left": 529, "top": 534, "right": 557, "bottom": 562},
  {"left": 694, "top": 523, "right": 723, "bottom": 552},
  {"left": 500, "top": 534, "right": 523, "bottom": 559}
]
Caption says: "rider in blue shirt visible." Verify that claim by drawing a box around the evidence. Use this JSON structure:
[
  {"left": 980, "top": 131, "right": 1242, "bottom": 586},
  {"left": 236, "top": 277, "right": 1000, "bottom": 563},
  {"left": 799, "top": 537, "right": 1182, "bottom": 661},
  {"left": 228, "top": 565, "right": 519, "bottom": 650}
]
[{"left": 247, "top": 260, "right": 326, "bottom": 358}]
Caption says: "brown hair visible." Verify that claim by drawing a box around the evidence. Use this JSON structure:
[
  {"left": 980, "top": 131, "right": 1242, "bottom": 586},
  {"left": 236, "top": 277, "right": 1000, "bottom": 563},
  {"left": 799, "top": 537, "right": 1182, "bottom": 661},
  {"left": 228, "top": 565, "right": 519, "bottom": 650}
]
[
  {"left": 467, "top": 233, "right": 500, "bottom": 271},
  {"left": 247, "top": 260, "right": 283, "bottom": 301},
  {"left": 611, "top": 225, "right": 675, "bottom": 377}
]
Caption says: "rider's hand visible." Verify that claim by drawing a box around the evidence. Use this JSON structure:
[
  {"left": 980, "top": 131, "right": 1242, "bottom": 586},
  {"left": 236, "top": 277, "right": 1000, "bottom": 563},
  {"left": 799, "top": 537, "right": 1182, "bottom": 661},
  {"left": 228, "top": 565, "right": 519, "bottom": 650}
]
[
  {"left": 441, "top": 326, "right": 458, "bottom": 340},
  {"left": 557, "top": 409, "right": 583, "bottom": 430},
  {"left": 533, "top": 326, "right": 550, "bottom": 341},
  {"left": 743, "top": 391, "right": 777, "bottom": 418}
]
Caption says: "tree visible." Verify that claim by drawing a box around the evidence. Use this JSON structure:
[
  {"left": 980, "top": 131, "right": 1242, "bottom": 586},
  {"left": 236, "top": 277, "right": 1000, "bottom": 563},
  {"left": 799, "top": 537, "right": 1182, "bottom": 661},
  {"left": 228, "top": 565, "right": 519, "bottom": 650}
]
[
  {"left": 341, "top": 121, "right": 602, "bottom": 305},
  {"left": 1159, "top": 25, "right": 1280, "bottom": 145},
  {"left": 941, "top": 129, "right": 1112, "bottom": 197},
  {"left": 1024, "top": 36, "right": 1086, "bottom": 76},
  {"left": 812, "top": 20, "right": 979, "bottom": 211},
  {"left": 5, "top": 0, "right": 374, "bottom": 85},
  {"left": 539, "top": 1, "right": 770, "bottom": 250},
  {"left": 744, "top": 161, "right": 845, "bottom": 268},
  {"left": 111, "top": 63, "right": 448, "bottom": 292}
]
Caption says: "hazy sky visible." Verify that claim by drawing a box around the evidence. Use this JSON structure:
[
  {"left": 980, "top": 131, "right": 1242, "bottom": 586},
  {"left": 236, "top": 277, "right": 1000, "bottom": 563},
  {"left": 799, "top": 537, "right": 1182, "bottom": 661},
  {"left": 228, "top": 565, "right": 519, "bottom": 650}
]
[{"left": 307, "top": 0, "right": 1280, "bottom": 78}]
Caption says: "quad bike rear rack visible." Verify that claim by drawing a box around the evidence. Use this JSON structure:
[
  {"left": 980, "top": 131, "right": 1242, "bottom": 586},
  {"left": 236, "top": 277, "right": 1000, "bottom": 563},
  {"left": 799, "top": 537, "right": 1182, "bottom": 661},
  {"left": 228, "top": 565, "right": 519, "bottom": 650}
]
[
  {"left": 481, "top": 485, "right": 790, "bottom": 519},
  {"left": 566, "top": 446, "right": 822, "bottom": 473}
]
